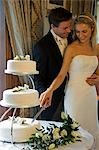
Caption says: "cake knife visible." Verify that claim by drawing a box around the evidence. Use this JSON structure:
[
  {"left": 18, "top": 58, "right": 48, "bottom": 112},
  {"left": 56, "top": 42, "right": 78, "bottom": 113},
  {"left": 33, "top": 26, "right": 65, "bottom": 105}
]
[{"left": 32, "top": 107, "right": 45, "bottom": 123}]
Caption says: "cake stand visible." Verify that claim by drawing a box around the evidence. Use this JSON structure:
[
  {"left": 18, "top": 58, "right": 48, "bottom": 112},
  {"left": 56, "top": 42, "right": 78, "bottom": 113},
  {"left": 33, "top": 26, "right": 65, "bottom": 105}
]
[{"left": 0, "top": 69, "right": 40, "bottom": 148}]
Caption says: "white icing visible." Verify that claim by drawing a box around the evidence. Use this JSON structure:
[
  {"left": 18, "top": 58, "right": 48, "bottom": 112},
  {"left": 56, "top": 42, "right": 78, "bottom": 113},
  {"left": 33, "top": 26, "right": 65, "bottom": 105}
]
[
  {"left": 2, "top": 88, "right": 39, "bottom": 107},
  {"left": 0, "top": 118, "right": 40, "bottom": 142},
  {"left": 6, "top": 60, "right": 37, "bottom": 73}
]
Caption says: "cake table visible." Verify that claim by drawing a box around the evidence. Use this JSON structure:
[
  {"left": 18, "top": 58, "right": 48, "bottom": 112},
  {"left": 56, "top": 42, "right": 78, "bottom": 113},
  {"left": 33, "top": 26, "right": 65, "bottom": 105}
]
[{"left": 0, "top": 120, "right": 95, "bottom": 150}]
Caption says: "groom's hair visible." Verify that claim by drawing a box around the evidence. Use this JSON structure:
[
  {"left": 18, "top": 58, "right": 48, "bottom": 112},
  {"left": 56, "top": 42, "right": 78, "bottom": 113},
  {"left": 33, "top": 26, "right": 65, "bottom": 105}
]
[{"left": 48, "top": 7, "right": 72, "bottom": 27}]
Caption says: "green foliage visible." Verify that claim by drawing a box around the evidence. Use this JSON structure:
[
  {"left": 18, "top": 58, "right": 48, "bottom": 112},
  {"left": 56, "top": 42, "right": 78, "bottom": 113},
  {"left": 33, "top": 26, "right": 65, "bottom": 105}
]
[{"left": 28, "top": 112, "right": 81, "bottom": 150}]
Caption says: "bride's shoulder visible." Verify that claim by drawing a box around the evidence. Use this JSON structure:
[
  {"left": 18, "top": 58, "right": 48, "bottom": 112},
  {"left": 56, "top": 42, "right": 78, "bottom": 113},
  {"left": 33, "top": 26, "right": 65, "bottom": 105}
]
[
  {"left": 66, "top": 41, "right": 79, "bottom": 57},
  {"left": 67, "top": 41, "right": 79, "bottom": 53}
]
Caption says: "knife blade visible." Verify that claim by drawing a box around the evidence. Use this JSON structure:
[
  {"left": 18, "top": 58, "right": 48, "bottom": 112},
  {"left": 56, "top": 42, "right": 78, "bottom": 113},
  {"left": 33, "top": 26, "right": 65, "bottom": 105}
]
[{"left": 31, "top": 107, "right": 45, "bottom": 123}]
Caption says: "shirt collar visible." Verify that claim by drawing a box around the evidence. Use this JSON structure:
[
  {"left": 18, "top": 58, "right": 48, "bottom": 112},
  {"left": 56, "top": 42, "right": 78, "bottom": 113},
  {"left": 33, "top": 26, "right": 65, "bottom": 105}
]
[{"left": 50, "top": 29, "right": 67, "bottom": 44}]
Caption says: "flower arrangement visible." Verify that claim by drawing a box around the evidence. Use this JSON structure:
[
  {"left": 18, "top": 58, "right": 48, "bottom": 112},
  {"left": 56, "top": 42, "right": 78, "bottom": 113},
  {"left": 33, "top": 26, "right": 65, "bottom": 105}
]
[
  {"left": 12, "top": 84, "right": 29, "bottom": 92},
  {"left": 28, "top": 112, "right": 81, "bottom": 150},
  {"left": 9, "top": 116, "right": 28, "bottom": 125},
  {"left": 14, "top": 55, "right": 30, "bottom": 60}
]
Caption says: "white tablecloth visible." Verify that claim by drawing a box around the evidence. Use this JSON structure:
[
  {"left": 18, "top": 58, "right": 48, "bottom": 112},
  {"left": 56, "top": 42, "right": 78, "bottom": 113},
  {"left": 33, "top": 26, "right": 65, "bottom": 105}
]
[{"left": 0, "top": 120, "right": 95, "bottom": 150}]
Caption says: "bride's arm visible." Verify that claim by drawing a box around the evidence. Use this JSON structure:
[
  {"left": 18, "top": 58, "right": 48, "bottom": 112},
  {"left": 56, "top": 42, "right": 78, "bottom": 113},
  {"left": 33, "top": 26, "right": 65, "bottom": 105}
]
[{"left": 40, "top": 45, "right": 74, "bottom": 107}]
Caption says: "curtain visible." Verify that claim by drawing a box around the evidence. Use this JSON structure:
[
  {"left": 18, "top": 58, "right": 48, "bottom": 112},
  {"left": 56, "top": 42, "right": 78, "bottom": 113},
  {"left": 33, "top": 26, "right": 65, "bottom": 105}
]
[
  {"left": 64, "top": 0, "right": 96, "bottom": 17},
  {"left": 43, "top": 0, "right": 96, "bottom": 35},
  {"left": 3, "top": 0, "right": 43, "bottom": 117}
]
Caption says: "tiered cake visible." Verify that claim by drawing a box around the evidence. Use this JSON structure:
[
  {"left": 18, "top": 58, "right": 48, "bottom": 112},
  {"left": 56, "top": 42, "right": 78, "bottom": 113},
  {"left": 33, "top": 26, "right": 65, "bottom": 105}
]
[
  {"left": 1, "top": 84, "right": 39, "bottom": 108},
  {"left": 0, "top": 55, "right": 40, "bottom": 142},
  {"left": 0, "top": 118, "right": 40, "bottom": 143},
  {"left": 5, "top": 55, "right": 39, "bottom": 74}
]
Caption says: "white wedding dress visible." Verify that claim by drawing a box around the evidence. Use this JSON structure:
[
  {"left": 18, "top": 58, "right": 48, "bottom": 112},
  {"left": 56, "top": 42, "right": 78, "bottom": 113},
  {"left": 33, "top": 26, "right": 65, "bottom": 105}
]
[{"left": 64, "top": 55, "right": 99, "bottom": 137}]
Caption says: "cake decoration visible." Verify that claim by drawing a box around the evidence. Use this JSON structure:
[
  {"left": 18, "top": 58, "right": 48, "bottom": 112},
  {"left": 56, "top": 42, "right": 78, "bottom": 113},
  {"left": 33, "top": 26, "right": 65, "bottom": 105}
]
[
  {"left": 14, "top": 55, "right": 30, "bottom": 60},
  {"left": 9, "top": 116, "right": 27, "bottom": 125},
  {"left": 12, "top": 84, "right": 29, "bottom": 92},
  {"left": 28, "top": 112, "right": 82, "bottom": 150}
]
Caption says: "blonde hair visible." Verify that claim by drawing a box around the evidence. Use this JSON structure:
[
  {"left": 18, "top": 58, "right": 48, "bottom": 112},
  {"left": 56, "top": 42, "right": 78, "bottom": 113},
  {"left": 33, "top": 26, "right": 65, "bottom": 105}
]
[{"left": 74, "top": 12, "right": 97, "bottom": 48}]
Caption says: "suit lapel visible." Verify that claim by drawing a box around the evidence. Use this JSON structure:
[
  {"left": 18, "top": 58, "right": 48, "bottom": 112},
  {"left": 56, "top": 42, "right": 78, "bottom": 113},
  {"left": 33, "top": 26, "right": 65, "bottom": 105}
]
[{"left": 47, "top": 31, "right": 63, "bottom": 60}]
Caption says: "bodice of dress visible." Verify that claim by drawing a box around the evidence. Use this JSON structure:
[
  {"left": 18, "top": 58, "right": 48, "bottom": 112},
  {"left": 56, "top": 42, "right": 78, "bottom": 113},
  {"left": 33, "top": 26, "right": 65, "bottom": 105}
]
[
  {"left": 65, "top": 55, "right": 99, "bottom": 137},
  {"left": 69, "top": 55, "right": 98, "bottom": 83}
]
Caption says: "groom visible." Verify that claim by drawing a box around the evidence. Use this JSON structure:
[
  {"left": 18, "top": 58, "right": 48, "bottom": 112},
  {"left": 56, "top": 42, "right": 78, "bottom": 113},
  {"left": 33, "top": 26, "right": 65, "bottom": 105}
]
[{"left": 32, "top": 7, "right": 73, "bottom": 121}]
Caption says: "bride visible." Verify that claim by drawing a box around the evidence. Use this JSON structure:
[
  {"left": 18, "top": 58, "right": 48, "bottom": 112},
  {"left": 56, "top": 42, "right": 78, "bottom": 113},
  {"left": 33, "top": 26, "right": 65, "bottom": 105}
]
[{"left": 39, "top": 13, "right": 99, "bottom": 138}]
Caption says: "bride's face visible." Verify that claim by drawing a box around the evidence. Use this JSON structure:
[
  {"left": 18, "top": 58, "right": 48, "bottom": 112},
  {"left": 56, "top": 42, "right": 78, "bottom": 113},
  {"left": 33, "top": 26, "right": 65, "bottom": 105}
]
[{"left": 75, "top": 23, "right": 92, "bottom": 44}]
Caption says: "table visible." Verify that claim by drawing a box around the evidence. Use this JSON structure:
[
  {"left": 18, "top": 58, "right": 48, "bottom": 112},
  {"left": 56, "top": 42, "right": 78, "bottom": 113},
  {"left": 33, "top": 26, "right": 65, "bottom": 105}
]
[{"left": 0, "top": 120, "right": 95, "bottom": 150}]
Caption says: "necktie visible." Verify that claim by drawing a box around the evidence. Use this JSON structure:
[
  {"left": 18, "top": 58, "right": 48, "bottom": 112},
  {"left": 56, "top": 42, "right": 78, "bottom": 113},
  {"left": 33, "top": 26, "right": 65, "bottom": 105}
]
[{"left": 58, "top": 39, "right": 67, "bottom": 56}]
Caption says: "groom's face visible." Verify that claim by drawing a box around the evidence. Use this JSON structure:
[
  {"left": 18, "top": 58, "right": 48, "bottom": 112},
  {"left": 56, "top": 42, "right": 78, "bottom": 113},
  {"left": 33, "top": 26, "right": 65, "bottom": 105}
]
[{"left": 52, "top": 19, "right": 72, "bottom": 39}]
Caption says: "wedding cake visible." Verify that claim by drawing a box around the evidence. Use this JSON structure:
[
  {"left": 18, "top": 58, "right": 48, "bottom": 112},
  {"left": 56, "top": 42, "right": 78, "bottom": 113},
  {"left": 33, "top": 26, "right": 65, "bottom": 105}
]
[
  {"left": 0, "top": 117, "right": 40, "bottom": 143},
  {"left": 5, "top": 55, "right": 38, "bottom": 74},
  {"left": 0, "top": 55, "right": 41, "bottom": 143},
  {"left": 0, "top": 84, "right": 39, "bottom": 108}
]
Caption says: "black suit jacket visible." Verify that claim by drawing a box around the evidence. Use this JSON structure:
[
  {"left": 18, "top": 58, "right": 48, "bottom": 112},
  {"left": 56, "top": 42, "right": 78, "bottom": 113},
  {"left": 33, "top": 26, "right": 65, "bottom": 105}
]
[{"left": 32, "top": 31, "right": 73, "bottom": 121}]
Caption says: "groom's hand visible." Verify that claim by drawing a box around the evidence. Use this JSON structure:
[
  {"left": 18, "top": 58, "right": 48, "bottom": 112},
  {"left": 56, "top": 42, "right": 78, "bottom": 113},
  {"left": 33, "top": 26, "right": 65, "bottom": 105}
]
[{"left": 86, "top": 74, "right": 99, "bottom": 86}]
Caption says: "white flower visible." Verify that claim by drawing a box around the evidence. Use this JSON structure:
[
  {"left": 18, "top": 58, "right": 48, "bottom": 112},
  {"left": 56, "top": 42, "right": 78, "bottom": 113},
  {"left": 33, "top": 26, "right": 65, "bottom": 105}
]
[
  {"left": 52, "top": 127, "right": 61, "bottom": 139},
  {"left": 12, "top": 87, "right": 19, "bottom": 92},
  {"left": 76, "top": 131, "right": 82, "bottom": 137},
  {"left": 71, "top": 130, "right": 81, "bottom": 137},
  {"left": 52, "top": 127, "right": 60, "bottom": 134},
  {"left": 28, "top": 112, "right": 81, "bottom": 149},
  {"left": 35, "top": 132, "right": 43, "bottom": 138},
  {"left": 12, "top": 84, "right": 29, "bottom": 92},
  {"left": 14, "top": 55, "right": 20, "bottom": 60},
  {"left": 14, "top": 55, "right": 30, "bottom": 60},
  {"left": 48, "top": 143, "right": 55, "bottom": 149},
  {"left": 68, "top": 141, "right": 72, "bottom": 144},
  {"left": 60, "top": 129, "right": 67, "bottom": 137},
  {"left": 71, "top": 121, "right": 79, "bottom": 129},
  {"left": 24, "top": 84, "right": 29, "bottom": 89},
  {"left": 16, "top": 117, "right": 26, "bottom": 124},
  {"left": 53, "top": 132, "right": 61, "bottom": 140},
  {"left": 61, "top": 112, "right": 68, "bottom": 120},
  {"left": 20, "top": 55, "right": 25, "bottom": 60},
  {"left": 42, "top": 134, "right": 50, "bottom": 141},
  {"left": 18, "top": 86, "right": 24, "bottom": 90},
  {"left": 25, "top": 55, "right": 30, "bottom": 60}
]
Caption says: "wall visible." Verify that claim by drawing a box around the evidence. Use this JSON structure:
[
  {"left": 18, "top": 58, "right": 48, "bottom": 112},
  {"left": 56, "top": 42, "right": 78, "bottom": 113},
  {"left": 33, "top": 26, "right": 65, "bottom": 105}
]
[
  {"left": 97, "top": 2, "right": 99, "bottom": 43},
  {"left": 0, "top": 0, "right": 6, "bottom": 99},
  {"left": 0, "top": 0, "right": 9, "bottom": 117}
]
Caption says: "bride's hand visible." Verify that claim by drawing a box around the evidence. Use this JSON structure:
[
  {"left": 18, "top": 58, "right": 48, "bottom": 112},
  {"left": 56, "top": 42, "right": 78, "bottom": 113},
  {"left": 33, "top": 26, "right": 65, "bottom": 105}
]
[{"left": 39, "top": 88, "right": 53, "bottom": 108}]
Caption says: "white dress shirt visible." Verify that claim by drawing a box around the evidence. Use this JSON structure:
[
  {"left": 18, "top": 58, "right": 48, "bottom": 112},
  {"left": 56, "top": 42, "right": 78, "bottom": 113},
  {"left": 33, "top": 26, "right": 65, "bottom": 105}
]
[{"left": 51, "top": 29, "right": 67, "bottom": 56}]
